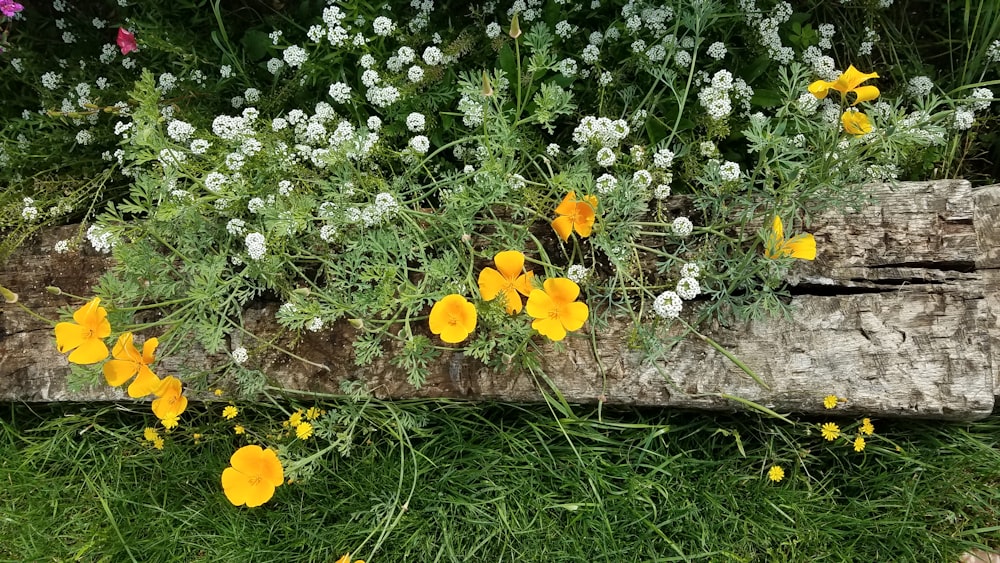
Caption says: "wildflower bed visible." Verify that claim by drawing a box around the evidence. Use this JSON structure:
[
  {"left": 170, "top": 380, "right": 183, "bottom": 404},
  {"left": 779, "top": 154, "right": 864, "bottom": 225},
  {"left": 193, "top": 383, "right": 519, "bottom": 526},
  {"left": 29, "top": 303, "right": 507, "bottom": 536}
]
[{"left": 1, "top": 0, "right": 999, "bottom": 552}]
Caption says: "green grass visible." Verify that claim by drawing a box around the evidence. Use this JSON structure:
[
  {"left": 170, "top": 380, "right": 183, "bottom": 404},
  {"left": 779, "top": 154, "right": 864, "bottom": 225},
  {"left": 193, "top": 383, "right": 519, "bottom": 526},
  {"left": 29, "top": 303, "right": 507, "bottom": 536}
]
[{"left": 0, "top": 401, "right": 998, "bottom": 562}]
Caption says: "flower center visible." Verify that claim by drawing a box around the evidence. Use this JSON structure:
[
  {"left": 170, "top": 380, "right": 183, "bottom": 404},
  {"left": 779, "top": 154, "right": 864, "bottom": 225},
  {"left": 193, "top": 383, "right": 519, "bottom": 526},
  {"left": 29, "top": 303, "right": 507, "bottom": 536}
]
[{"left": 249, "top": 475, "right": 262, "bottom": 486}]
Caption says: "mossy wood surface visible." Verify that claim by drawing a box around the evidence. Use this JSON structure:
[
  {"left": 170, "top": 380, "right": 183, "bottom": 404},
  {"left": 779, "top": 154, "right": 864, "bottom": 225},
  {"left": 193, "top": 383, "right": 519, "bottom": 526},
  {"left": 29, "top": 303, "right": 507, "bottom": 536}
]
[{"left": 1, "top": 180, "right": 998, "bottom": 420}]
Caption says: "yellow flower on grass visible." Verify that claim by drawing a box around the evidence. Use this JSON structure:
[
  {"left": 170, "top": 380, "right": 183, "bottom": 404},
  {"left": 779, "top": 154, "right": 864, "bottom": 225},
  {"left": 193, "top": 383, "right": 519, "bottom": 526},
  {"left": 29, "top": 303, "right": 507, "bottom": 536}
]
[
  {"left": 478, "top": 250, "right": 534, "bottom": 314},
  {"left": 860, "top": 418, "right": 875, "bottom": 436},
  {"left": 765, "top": 216, "right": 816, "bottom": 261},
  {"left": 853, "top": 436, "right": 866, "bottom": 452},
  {"left": 54, "top": 297, "right": 111, "bottom": 364},
  {"left": 151, "top": 376, "right": 187, "bottom": 427},
  {"left": 288, "top": 410, "right": 304, "bottom": 428},
  {"left": 335, "top": 554, "right": 365, "bottom": 563},
  {"left": 296, "top": 422, "right": 314, "bottom": 440},
  {"left": 841, "top": 109, "right": 873, "bottom": 135},
  {"left": 143, "top": 427, "right": 160, "bottom": 442},
  {"left": 551, "top": 191, "right": 598, "bottom": 242},
  {"left": 161, "top": 416, "right": 179, "bottom": 430},
  {"left": 213, "top": 388, "right": 224, "bottom": 397},
  {"left": 821, "top": 422, "right": 841, "bottom": 441},
  {"left": 428, "top": 294, "right": 477, "bottom": 344},
  {"left": 234, "top": 425, "right": 246, "bottom": 435},
  {"left": 808, "top": 65, "right": 880, "bottom": 105},
  {"left": 103, "top": 332, "right": 161, "bottom": 398},
  {"left": 768, "top": 465, "right": 785, "bottom": 482},
  {"left": 152, "top": 437, "right": 164, "bottom": 450},
  {"left": 222, "top": 405, "right": 238, "bottom": 420},
  {"left": 221, "top": 445, "right": 284, "bottom": 508},
  {"left": 305, "top": 407, "right": 322, "bottom": 420},
  {"left": 525, "top": 278, "right": 589, "bottom": 342},
  {"left": 823, "top": 395, "right": 839, "bottom": 409}
]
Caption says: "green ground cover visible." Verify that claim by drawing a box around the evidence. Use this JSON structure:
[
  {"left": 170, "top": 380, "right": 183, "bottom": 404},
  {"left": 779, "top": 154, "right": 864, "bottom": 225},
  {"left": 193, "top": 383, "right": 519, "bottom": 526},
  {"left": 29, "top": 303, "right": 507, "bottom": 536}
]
[{"left": 1, "top": 401, "right": 998, "bottom": 561}]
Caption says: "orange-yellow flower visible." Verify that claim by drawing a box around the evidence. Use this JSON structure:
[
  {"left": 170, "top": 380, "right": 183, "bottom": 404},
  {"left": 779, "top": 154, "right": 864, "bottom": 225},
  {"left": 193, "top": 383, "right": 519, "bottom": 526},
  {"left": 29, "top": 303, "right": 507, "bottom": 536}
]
[
  {"left": 525, "top": 278, "right": 589, "bottom": 341},
  {"left": 221, "top": 445, "right": 284, "bottom": 507},
  {"left": 765, "top": 216, "right": 816, "bottom": 261},
  {"left": 478, "top": 250, "right": 534, "bottom": 314},
  {"left": 428, "top": 294, "right": 477, "bottom": 343},
  {"left": 335, "top": 554, "right": 365, "bottom": 563},
  {"left": 841, "top": 109, "right": 873, "bottom": 135},
  {"left": 54, "top": 297, "right": 111, "bottom": 364},
  {"left": 808, "top": 65, "right": 880, "bottom": 105},
  {"left": 551, "top": 191, "right": 598, "bottom": 242},
  {"left": 151, "top": 375, "right": 188, "bottom": 425},
  {"left": 103, "top": 332, "right": 161, "bottom": 398}
]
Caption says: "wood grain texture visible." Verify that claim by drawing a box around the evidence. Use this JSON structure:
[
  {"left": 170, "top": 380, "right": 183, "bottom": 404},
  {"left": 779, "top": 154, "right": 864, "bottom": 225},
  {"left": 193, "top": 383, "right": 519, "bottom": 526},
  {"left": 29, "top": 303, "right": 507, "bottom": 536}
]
[{"left": 1, "top": 180, "right": 997, "bottom": 420}]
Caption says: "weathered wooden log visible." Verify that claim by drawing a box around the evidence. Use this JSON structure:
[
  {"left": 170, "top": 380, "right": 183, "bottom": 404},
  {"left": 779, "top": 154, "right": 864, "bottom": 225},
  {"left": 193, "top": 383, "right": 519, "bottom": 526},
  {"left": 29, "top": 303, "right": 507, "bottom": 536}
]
[{"left": 1, "top": 180, "right": 997, "bottom": 420}]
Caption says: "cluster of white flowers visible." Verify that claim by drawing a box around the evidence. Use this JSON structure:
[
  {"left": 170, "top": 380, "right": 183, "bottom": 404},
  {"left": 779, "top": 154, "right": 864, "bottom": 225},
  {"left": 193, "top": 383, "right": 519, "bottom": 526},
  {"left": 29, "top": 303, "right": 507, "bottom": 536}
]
[
  {"left": 706, "top": 41, "right": 727, "bottom": 60},
  {"left": 422, "top": 46, "right": 443, "bottom": 66},
  {"left": 54, "top": 240, "right": 70, "bottom": 253},
  {"left": 406, "top": 112, "right": 426, "bottom": 132},
  {"left": 699, "top": 70, "right": 743, "bottom": 121},
  {"left": 205, "top": 171, "right": 228, "bottom": 193},
  {"left": 906, "top": 76, "right": 934, "bottom": 98},
  {"left": 968, "top": 88, "right": 993, "bottom": 112},
  {"left": 671, "top": 216, "right": 693, "bottom": 237},
  {"left": 567, "top": 265, "right": 589, "bottom": 284},
  {"left": 596, "top": 147, "right": 617, "bottom": 167},
  {"left": 582, "top": 44, "right": 600, "bottom": 64},
  {"left": 675, "top": 277, "right": 700, "bottom": 300},
  {"left": 486, "top": 22, "right": 501, "bottom": 38},
  {"left": 595, "top": 173, "right": 618, "bottom": 194},
  {"left": 632, "top": 169, "right": 652, "bottom": 188},
  {"left": 719, "top": 161, "right": 741, "bottom": 182},
  {"left": 231, "top": 347, "right": 249, "bottom": 365},
  {"left": 306, "top": 317, "right": 324, "bottom": 332},
  {"left": 373, "top": 16, "right": 395, "bottom": 36},
  {"left": 652, "top": 290, "right": 683, "bottom": 319},
  {"left": 680, "top": 262, "right": 701, "bottom": 279},
  {"left": 653, "top": 147, "right": 674, "bottom": 169},
  {"left": 226, "top": 218, "right": 246, "bottom": 236},
  {"left": 653, "top": 182, "right": 671, "bottom": 200},
  {"left": 360, "top": 192, "right": 401, "bottom": 226},
  {"left": 408, "top": 65, "right": 424, "bottom": 83},
  {"left": 41, "top": 72, "right": 62, "bottom": 90},
  {"left": 572, "top": 116, "right": 630, "bottom": 148},
  {"left": 267, "top": 58, "right": 284, "bottom": 75},
  {"left": 953, "top": 108, "right": 975, "bottom": 131},
  {"left": 167, "top": 120, "right": 196, "bottom": 143},
  {"left": 988, "top": 40, "right": 1000, "bottom": 63},
  {"left": 75, "top": 130, "right": 94, "bottom": 145},
  {"left": 21, "top": 198, "right": 38, "bottom": 222},
  {"left": 740, "top": 0, "right": 794, "bottom": 64},
  {"left": 556, "top": 58, "right": 578, "bottom": 77},
  {"left": 409, "top": 135, "right": 430, "bottom": 154},
  {"left": 86, "top": 224, "right": 116, "bottom": 253},
  {"left": 458, "top": 94, "right": 484, "bottom": 127},
  {"left": 212, "top": 114, "right": 254, "bottom": 141},
  {"left": 159, "top": 148, "right": 187, "bottom": 168},
  {"left": 245, "top": 232, "right": 266, "bottom": 260},
  {"left": 158, "top": 73, "right": 178, "bottom": 94},
  {"left": 247, "top": 197, "right": 266, "bottom": 213},
  {"left": 283, "top": 45, "right": 308, "bottom": 68},
  {"left": 858, "top": 26, "right": 879, "bottom": 57},
  {"left": 818, "top": 23, "right": 836, "bottom": 50},
  {"left": 366, "top": 85, "right": 401, "bottom": 108}
]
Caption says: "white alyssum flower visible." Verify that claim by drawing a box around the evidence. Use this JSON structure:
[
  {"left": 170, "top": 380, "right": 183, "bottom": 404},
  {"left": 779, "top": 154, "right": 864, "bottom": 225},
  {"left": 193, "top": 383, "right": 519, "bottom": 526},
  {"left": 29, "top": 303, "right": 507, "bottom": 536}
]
[
  {"left": 706, "top": 41, "right": 727, "bottom": 60},
  {"left": 167, "top": 120, "right": 196, "bottom": 143},
  {"left": 987, "top": 40, "right": 1000, "bottom": 63},
  {"left": 680, "top": 262, "right": 701, "bottom": 279},
  {"left": 409, "top": 135, "right": 430, "bottom": 154},
  {"left": 406, "top": 112, "right": 426, "bottom": 132},
  {"left": 653, "top": 290, "right": 683, "bottom": 319},
  {"left": 204, "top": 172, "right": 228, "bottom": 193},
  {"left": 595, "top": 174, "right": 618, "bottom": 194},
  {"left": 41, "top": 72, "right": 62, "bottom": 90},
  {"left": 367, "top": 116, "right": 382, "bottom": 131},
  {"left": 676, "top": 277, "right": 700, "bottom": 300},
  {"left": 671, "top": 217, "right": 693, "bottom": 237},
  {"left": 408, "top": 65, "right": 424, "bottom": 83},
  {"left": 231, "top": 347, "right": 249, "bottom": 365},
  {"left": 567, "top": 265, "right": 589, "bottom": 284},
  {"left": 719, "top": 161, "right": 741, "bottom": 182},
  {"left": 582, "top": 44, "right": 600, "bottom": 64},
  {"left": 306, "top": 317, "right": 324, "bottom": 332},
  {"left": 653, "top": 183, "right": 671, "bottom": 200},
  {"left": 596, "top": 147, "right": 617, "bottom": 167},
  {"left": 361, "top": 69, "right": 380, "bottom": 88},
  {"left": 247, "top": 197, "right": 265, "bottom": 213},
  {"left": 245, "top": 232, "right": 266, "bottom": 260},
  {"left": 953, "top": 107, "right": 975, "bottom": 130},
  {"left": 547, "top": 143, "right": 561, "bottom": 157},
  {"left": 86, "top": 224, "right": 116, "bottom": 253},
  {"left": 907, "top": 76, "right": 933, "bottom": 98},
  {"left": 373, "top": 16, "right": 395, "bottom": 36},
  {"left": 486, "top": 22, "right": 501, "bottom": 38},
  {"left": 632, "top": 169, "right": 653, "bottom": 188},
  {"left": 283, "top": 45, "right": 308, "bottom": 68},
  {"left": 75, "top": 130, "right": 94, "bottom": 145},
  {"left": 969, "top": 88, "right": 993, "bottom": 112},
  {"left": 422, "top": 46, "right": 443, "bottom": 65},
  {"left": 653, "top": 147, "right": 674, "bottom": 169},
  {"left": 267, "top": 58, "right": 284, "bottom": 74},
  {"left": 54, "top": 240, "right": 70, "bottom": 253}
]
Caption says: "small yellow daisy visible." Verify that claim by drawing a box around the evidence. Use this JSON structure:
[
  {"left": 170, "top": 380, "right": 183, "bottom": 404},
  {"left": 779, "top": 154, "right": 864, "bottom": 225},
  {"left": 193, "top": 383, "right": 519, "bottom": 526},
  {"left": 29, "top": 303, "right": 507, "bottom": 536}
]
[
  {"left": 305, "top": 406, "right": 322, "bottom": 420},
  {"left": 823, "top": 395, "right": 838, "bottom": 409},
  {"left": 860, "top": 418, "right": 875, "bottom": 436},
  {"left": 296, "top": 422, "right": 314, "bottom": 440},
  {"left": 234, "top": 425, "right": 245, "bottom": 435},
  {"left": 853, "top": 436, "right": 866, "bottom": 452},
  {"left": 768, "top": 465, "right": 785, "bottom": 482},
  {"left": 821, "top": 422, "right": 840, "bottom": 441},
  {"left": 213, "top": 388, "right": 224, "bottom": 397},
  {"left": 288, "top": 410, "right": 304, "bottom": 428},
  {"left": 152, "top": 436, "right": 165, "bottom": 450},
  {"left": 161, "top": 416, "right": 179, "bottom": 430},
  {"left": 143, "top": 427, "right": 160, "bottom": 442},
  {"left": 222, "top": 405, "right": 238, "bottom": 420}
]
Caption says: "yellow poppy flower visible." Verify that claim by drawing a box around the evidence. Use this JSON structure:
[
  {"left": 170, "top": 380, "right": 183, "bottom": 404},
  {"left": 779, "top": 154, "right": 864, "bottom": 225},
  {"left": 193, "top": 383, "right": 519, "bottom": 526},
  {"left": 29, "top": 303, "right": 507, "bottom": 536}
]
[
  {"left": 477, "top": 250, "right": 534, "bottom": 314},
  {"left": 221, "top": 445, "right": 284, "bottom": 507},
  {"left": 841, "top": 109, "right": 873, "bottom": 135},
  {"left": 808, "top": 65, "right": 880, "bottom": 105},
  {"left": 525, "top": 278, "right": 589, "bottom": 341},
  {"left": 151, "top": 375, "right": 188, "bottom": 424},
  {"left": 429, "top": 294, "right": 478, "bottom": 343},
  {"left": 551, "top": 191, "right": 598, "bottom": 242},
  {"left": 335, "top": 554, "right": 365, "bottom": 563},
  {"left": 103, "top": 332, "right": 161, "bottom": 398},
  {"left": 54, "top": 297, "right": 111, "bottom": 364},
  {"left": 765, "top": 216, "right": 816, "bottom": 261}
]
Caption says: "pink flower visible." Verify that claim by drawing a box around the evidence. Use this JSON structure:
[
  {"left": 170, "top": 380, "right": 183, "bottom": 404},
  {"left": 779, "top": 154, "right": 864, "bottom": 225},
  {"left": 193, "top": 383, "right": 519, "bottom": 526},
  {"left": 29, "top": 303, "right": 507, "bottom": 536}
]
[
  {"left": 0, "top": 0, "right": 24, "bottom": 17},
  {"left": 117, "top": 28, "right": 137, "bottom": 55}
]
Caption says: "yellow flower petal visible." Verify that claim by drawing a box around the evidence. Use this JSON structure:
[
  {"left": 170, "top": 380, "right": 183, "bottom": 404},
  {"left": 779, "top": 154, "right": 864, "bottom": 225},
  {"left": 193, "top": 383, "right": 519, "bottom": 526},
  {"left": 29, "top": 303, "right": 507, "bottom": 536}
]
[
  {"left": 477, "top": 267, "right": 507, "bottom": 301},
  {"left": 531, "top": 316, "right": 567, "bottom": 341},
  {"left": 554, "top": 191, "right": 578, "bottom": 216},
  {"left": 127, "top": 365, "right": 161, "bottom": 398},
  {"left": 103, "top": 358, "right": 138, "bottom": 387},
  {"left": 502, "top": 287, "right": 523, "bottom": 315},
  {"left": 850, "top": 85, "right": 880, "bottom": 105},
  {"left": 837, "top": 65, "right": 879, "bottom": 91},
  {"left": 68, "top": 338, "right": 111, "bottom": 364},
  {"left": 784, "top": 234, "right": 817, "bottom": 260},
  {"left": 551, "top": 215, "right": 573, "bottom": 242},
  {"left": 54, "top": 322, "right": 89, "bottom": 354},
  {"left": 771, "top": 216, "right": 785, "bottom": 242},
  {"left": 493, "top": 250, "right": 525, "bottom": 279},
  {"left": 560, "top": 301, "right": 590, "bottom": 332},
  {"left": 513, "top": 272, "right": 534, "bottom": 297},
  {"left": 841, "top": 110, "right": 873, "bottom": 135},
  {"left": 808, "top": 79, "right": 832, "bottom": 99},
  {"left": 542, "top": 278, "right": 581, "bottom": 304},
  {"left": 525, "top": 288, "right": 555, "bottom": 320}
]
